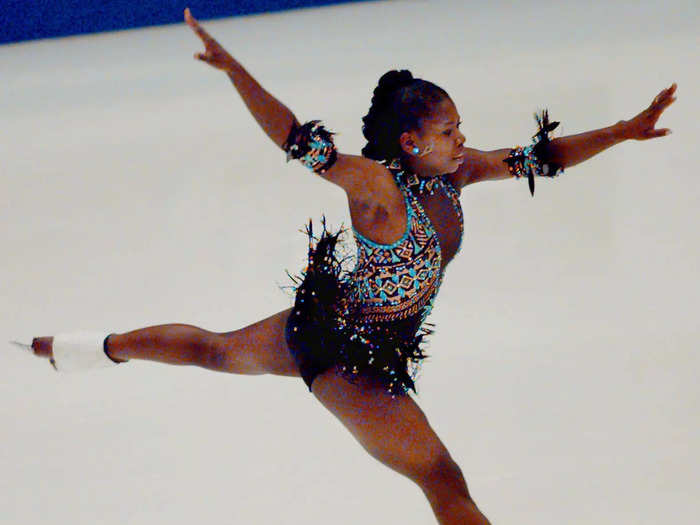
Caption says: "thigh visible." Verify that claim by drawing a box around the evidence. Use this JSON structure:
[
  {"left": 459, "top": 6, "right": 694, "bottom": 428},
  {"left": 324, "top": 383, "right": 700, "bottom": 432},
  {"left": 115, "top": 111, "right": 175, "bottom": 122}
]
[
  {"left": 214, "top": 308, "right": 300, "bottom": 377},
  {"left": 311, "top": 366, "right": 454, "bottom": 485}
]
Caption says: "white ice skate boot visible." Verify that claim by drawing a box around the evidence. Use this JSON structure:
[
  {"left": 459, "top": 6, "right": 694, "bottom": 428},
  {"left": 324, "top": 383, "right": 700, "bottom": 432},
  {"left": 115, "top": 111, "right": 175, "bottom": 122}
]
[{"left": 10, "top": 332, "right": 121, "bottom": 372}]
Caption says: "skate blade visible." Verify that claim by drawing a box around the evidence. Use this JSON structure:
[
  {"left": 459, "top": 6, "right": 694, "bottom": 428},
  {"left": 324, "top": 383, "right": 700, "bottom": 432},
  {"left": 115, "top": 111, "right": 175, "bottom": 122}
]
[
  {"left": 9, "top": 340, "right": 33, "bottom": 352},
  {"left": 10, "top": 340, "right": 57, "bottom": 370}
]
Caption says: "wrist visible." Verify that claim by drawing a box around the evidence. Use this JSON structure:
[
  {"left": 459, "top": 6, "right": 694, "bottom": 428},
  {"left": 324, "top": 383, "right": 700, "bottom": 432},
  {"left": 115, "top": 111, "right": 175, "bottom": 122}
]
[
  {"left": 223, "top": 56, "right": 242, "bottom": 76},
  {"left": 612, "top": 120, "right": 632, "bottom": 141}
]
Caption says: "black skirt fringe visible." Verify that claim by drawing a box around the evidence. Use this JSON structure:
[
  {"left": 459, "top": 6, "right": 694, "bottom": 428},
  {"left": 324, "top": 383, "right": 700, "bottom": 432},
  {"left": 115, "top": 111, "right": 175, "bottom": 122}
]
[{"left": 284, "top": 219, "right": 431, "bottom": 397}]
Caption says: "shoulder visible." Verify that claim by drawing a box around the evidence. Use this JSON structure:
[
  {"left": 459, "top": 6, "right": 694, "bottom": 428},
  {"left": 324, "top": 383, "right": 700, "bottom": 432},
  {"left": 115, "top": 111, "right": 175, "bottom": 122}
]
[
  {"left": 319, "top": 154, "right": 386, "bottom": 189},
  {"left": 447, "top": 148, "right": 514, "bottom": 188},
  {"left": 328, "top": 157, "right": 407, "bottom": 243},
  {"left": 320, "top": 154, "right": 399, "bottom": 201}
]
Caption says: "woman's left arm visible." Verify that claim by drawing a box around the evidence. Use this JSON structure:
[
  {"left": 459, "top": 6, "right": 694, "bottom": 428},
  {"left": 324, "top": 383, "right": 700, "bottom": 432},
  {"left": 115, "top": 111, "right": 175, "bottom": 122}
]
[
  {"left": 454, "top": 83, "right": 677, "bottom": 188},
  {"left": 546, "top": 82, "right": 677, "bottom": 168}
]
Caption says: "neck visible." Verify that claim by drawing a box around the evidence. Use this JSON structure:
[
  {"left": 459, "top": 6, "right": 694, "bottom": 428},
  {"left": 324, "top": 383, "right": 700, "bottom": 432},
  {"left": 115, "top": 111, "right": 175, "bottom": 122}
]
[{"left": 402, "top": 155, "right": 440, "bottom": 178}]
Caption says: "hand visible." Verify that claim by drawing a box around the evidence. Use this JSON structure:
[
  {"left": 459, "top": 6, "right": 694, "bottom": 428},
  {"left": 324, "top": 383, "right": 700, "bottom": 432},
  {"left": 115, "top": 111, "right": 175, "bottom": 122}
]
[
  {"left": 185, "top": 8, "right": 236, "bottom": 72},
  {"left": 622, "top": 83, "right": 677, "bottom": 141}
]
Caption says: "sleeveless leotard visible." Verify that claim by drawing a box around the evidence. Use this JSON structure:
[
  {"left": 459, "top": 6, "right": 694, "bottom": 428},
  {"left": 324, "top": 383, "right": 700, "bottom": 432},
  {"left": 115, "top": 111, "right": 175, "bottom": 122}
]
[
  {"left": 351, "top": 166, "right": 464, "bottom": 327},
  {"left": 285, "top": 164, "right": 464, "bottom": 397}
]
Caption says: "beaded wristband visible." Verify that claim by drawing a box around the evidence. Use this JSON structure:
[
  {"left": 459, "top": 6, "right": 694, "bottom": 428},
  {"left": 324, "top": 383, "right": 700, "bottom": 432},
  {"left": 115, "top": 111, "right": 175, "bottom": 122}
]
[
  {"left": 503, "top": 110, "right": 564, "bottom": 196},
  {"left": 283, "top": 120, "right": 338, "bottom": 174}
]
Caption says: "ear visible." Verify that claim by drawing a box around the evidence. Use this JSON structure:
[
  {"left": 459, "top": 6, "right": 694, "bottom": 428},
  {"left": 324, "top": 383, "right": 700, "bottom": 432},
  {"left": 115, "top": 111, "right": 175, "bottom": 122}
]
[{"left": 399, "top": 131, "right": 417, "bottom": 156}]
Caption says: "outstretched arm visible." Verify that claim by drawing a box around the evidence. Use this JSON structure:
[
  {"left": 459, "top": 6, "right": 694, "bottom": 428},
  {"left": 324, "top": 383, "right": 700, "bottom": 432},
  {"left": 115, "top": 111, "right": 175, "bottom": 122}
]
[
  {"left": 454, "top": 83, "right": 677, "bottom": 188},
  {"left": 184, "top": 8, "right": 390, "bottom": 200},
  {"left": 545, "top": 82, "right": 676, "bottom": 168},
  {"left": 185, "top": 8, "right": 298, "bottom": 149}
]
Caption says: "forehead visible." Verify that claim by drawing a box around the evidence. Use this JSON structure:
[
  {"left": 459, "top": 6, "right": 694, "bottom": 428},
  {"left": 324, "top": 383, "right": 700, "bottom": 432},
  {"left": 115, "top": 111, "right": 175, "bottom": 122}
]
[{"left": 422, "top": 98, "right": 460, "bottom": 129}]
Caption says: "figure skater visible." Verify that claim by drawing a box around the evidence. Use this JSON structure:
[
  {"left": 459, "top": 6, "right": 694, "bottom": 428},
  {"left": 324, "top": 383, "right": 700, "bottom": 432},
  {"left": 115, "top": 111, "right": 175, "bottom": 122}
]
[{"left": 16, "top": 8, "right": 677, "bottom": 525}]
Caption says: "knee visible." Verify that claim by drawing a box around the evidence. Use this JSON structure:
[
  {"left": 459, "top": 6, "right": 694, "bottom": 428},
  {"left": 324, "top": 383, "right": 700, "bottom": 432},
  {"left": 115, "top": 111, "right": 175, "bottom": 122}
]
[
  {"left": 420, "top": 453, "right": 472, "bottom": 501},
  {"left": 203, "top": 330, "right": 284, "bottom": 376},
  {"left": 199, "top": 332, "right": 236, "bottom": 371}
]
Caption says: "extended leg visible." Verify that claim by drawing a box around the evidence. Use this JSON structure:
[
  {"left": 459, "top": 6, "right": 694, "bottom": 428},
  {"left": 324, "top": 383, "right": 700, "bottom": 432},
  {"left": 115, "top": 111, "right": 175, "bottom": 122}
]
[
  {"left": 31, "top": 308, "right": 301, "bottom": 377},
  {"left": 311, "top": 368, "right": 491, "bottom": 525},
  {"left": 106, "top": 324, "right": 222, "bottom": 367}
]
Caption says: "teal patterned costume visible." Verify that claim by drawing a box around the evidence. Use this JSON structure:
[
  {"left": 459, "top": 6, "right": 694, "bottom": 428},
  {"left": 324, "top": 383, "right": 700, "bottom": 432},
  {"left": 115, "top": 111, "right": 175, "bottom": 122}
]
[
  {"left": 352, "top": 161, "right": 463, "bottom": 326},
  {"left": 284, "top": 149, "right": 464, "bottom": 397},
  {"left": 282, "top": 113, "right": 559, "bottom": 397}
]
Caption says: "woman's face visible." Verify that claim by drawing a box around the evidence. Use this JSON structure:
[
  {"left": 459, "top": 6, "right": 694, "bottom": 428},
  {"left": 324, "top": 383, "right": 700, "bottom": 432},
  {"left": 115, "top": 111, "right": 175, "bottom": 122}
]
[{"left": 401, "top": 97, "right": 467, "bottom": 177}]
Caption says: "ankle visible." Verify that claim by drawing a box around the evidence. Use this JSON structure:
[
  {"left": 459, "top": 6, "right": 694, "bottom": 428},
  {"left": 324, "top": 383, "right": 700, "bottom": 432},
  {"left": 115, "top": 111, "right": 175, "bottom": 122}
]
[{"left": 104, "top": 334, "right": 128, "bottom": 363}]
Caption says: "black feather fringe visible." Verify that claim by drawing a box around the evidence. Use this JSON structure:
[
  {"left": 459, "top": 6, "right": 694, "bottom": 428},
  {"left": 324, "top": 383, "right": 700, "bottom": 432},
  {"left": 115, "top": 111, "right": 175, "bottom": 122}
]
[
  {"left": 282, "top": 120, "right": 338, "bottom": 173},
  {"left": 503, "top": 109, "right": 565, "bottom": 196},
  {"left": 531, "top": 109, "right": 564, "bottom": 195},
  {"left": 285, "top": 219, "right": 431, "bottom": 397}
]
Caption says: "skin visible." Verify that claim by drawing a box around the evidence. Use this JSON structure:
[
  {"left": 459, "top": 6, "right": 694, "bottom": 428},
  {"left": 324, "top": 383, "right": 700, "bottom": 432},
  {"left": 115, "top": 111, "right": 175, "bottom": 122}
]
[{"left": 29, "top": 9, "right": 677, "bottom": 525}]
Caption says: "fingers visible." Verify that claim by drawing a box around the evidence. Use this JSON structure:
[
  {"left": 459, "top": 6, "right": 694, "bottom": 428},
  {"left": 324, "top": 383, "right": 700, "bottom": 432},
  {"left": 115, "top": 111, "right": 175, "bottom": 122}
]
[
  {"left": 658, "top": 82, "right": 677, "bottom": 100},
  {"left": 651, "top": 82, "right": 678, "bottom": 110},
  {"left": 184, "top": 7, "right": 213, "bottom": 44},
  {"left": 646, "top": 128, "right": 672, "bottom": 139},
  {"left": 194, "top": 52, "right": 212, "bottom": 65},
  {"left": 185, "top": 7, "right": 218, "bottom": 66}
]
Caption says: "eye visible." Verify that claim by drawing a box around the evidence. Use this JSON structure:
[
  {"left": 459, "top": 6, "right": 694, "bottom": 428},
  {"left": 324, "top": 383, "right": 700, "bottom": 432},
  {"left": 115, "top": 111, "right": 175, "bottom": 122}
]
[{"left": 443, "top": 121, "right": 462, "bottom": 136}]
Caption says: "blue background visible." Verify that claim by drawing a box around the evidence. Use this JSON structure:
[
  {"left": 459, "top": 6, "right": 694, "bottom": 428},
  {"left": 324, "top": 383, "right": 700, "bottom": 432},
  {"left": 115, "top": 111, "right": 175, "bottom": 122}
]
[{"left": 1, "top": 0, "right": 369, "bottom": 45}]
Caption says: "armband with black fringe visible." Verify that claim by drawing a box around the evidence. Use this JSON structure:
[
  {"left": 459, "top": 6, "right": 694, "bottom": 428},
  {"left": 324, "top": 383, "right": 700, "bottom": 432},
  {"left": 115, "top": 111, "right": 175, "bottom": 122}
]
[
  {"left": 503, "top": 110, "right": 564, "bottom": 196},
  {"left": 283, "top": 120, "right": 338, "bottom": 174}
]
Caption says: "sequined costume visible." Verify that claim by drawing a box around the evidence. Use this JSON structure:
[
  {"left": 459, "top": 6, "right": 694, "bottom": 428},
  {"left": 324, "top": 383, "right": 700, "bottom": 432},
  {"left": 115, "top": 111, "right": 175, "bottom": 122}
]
[
  {"left": 282, "top": 111, "right": 559, "bottom": 397},
  {"left": 351, "top": 161, "right": 463, "bottom": 325},
  {"left": 284, "top": 155, "right": 463, "bottom": 397}
]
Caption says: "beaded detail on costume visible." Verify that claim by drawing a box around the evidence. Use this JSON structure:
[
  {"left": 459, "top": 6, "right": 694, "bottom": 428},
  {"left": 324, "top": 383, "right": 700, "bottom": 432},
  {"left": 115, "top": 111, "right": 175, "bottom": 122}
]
[
  {"left": 285, "top": 220, "right": 432, "bottom": 397},
  {"left": 503, "top": 109, "right": 564, "bottom": 196},
  {"left": 283, "top": 120, "right": 338, "bottom": 174},
  {"left": 350, "top": 161, "right": 464, "bottom": 325},
  {"left": 284, "top": 161, "right": 464, "bottom": 397}
]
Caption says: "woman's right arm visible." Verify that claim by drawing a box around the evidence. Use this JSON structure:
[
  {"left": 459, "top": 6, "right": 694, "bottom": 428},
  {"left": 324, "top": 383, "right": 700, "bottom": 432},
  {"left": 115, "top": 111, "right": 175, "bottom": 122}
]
[
  {"left": 185, "top": 8, "right": 297, "bottom": 149},
  {"left": 184, "top": 10, "right": 391, "bottom": 201}
]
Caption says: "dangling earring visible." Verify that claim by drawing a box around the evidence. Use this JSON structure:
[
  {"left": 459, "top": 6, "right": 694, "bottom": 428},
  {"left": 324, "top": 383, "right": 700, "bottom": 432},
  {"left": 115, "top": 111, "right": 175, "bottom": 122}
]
[{"left": 412, "top": 144, "right": 433, "bottom": 157}]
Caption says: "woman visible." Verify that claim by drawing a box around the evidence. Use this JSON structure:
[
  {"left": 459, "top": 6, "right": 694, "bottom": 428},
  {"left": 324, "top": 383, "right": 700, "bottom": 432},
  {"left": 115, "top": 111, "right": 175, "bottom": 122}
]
[{"left": 21, "top": 8, "right": 676, "bottom": 525}]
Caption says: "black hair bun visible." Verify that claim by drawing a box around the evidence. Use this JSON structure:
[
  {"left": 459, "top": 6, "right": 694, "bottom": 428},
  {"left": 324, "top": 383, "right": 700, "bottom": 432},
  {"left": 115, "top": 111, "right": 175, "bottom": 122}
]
[
  {"left": 372, "top": 69, "right": 414, "bottom": 104},
  {"left": 361, "top": 70, "right": 448, "bottom": 162}
]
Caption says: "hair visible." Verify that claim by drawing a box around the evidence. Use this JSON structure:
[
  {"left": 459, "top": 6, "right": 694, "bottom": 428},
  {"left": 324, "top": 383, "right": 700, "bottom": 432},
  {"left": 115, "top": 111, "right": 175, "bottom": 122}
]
[{"left": 361, "top": 69, "right": 450, "bottom": 162}]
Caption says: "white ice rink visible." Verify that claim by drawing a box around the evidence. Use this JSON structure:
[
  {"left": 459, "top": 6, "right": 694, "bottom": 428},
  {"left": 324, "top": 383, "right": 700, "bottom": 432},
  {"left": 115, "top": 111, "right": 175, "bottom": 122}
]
[{"left": 1, "top": 1, "right": 698, "bottom": 523}]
